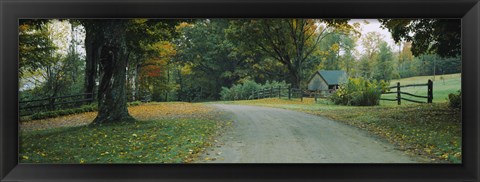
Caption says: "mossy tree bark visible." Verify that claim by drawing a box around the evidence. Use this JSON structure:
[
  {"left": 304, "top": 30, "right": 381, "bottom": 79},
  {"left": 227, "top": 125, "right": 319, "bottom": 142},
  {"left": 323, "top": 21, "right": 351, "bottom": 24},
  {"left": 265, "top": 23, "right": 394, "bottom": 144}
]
[
  {"left": 91, "top": 20, "right": 134, "bottom": 124},
  {"left": 83, "top": 21, "right": 101, "bottom": 101}
]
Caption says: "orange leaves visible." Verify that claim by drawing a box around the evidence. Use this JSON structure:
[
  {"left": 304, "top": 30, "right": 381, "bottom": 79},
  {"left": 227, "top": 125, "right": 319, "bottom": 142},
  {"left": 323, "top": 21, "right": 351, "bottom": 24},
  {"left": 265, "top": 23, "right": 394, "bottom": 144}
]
[
  {"left": 19, "top": 24, "right": 30, "bottom": 32},
  {"left": 128, "top": 102, "right": 215, "bottom": 121},
  {"left": 142, "top": 64, "right": 163, "bottom": 77},
  {"left": 175, "top": 22, "right": 193, "bottom": 31},
  {"left": 20, "top": 111, "right": 97, "bottom": 132},
  {"left": 20, "top": 102, "right": 216, "bottom": 132}
]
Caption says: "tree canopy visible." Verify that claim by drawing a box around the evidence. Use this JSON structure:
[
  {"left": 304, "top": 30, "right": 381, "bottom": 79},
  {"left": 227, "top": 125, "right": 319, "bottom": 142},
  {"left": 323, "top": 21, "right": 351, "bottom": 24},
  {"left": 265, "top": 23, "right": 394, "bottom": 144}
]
[{"left": 379, "top": 19, "right": 461, "bottom": 58}]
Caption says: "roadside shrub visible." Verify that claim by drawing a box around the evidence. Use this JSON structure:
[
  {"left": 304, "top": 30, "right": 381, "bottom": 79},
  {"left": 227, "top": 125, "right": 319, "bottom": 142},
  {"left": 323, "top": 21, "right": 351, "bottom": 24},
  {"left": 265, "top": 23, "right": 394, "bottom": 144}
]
[
  {"left": 330, "top": 78, "right": 387, "bottom": 106},
  {"left": 220, "top": 80, "right": 289, "bottom": 100},
  {"left": 27, "top": 101, "right": 142, "bottom": 121},
  {"left": 448, "top": 90, "right": 461, "bottom": 109},
  {"left": 127, "top": 101, "right": 142, "bottom": 107}
]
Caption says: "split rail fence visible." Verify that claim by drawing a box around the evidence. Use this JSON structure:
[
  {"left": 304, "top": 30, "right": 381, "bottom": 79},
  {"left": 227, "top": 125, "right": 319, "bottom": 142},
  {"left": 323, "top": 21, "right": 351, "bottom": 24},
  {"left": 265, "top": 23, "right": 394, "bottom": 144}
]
[
  {"left": 380, "top": 80, "right": 433, "bottom": 105},
  {"left": 19, "top": 93, "right": 94, "bottom": 116},
  {"left": 239, "top": 86, "right": 324, "bottom": 102}
]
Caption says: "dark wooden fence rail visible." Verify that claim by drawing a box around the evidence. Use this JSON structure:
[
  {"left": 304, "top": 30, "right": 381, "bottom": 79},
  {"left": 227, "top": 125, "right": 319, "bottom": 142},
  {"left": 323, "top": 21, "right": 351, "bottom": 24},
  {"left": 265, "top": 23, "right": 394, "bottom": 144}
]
[
  {"left": 245, "top": 86, "right": 306, "bottom": 101},
  {"left": 380, "top": 80, "right": 433, "bottom": 105},
  {"left": 19, "top": 93, "right": 93, "bottom": 116}
]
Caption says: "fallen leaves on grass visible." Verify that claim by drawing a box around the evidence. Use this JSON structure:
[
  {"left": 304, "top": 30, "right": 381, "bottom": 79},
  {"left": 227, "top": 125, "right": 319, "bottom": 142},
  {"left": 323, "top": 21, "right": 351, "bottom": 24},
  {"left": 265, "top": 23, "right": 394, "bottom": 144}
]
[
  {"left": 20, "top": 117, "right": 232, "bottom": 164},
  {"left": 20, "top": 102, "right": 217, "bottom": 132},
  {"left": 20, "top": 111, "right": 97, "bottom": 132}
]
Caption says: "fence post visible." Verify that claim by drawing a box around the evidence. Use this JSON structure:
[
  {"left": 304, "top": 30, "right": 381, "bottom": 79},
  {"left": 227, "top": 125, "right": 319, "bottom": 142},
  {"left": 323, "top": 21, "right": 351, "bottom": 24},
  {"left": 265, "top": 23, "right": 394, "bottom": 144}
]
[
  {"left": 314, "top": 91, "right": 318, "bottom": 103},
  {"left": 428, "top": 79, "right": 433, "bottom": 103},
  {"left": 288, "top": 86, "right": 291, "bottom": 100},
  {"left": 300, "top": 88, "right": 303, "bottom": 102},
  {"left": 278, "top": 86, "right": 281, "bottom": 98},
  {"left": 397, "top": 82, "right": 401, "bottom": 105},
  {"left": 270, "top": 87, "right": 273, "bottom": 98}
]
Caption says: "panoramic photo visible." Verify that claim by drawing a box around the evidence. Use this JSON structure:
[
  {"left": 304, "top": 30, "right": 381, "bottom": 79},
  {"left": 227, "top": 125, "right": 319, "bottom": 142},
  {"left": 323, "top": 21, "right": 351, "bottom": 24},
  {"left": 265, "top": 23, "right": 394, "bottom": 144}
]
[{"left": 19, "top": 19, "right": 461, "bottom": 163}]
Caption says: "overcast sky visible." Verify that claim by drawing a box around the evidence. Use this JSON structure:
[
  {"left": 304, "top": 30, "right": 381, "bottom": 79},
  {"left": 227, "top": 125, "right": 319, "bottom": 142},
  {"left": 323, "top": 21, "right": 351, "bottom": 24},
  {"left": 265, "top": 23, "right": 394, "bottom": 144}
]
[{"left": 349, "top": 19, "right": 399, "bottom": 55}]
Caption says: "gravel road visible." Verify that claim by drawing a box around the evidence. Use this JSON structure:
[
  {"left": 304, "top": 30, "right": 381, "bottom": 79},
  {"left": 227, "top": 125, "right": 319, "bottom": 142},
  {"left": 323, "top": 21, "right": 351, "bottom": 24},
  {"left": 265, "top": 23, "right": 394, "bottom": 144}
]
[{"left": 197, "top": 104, "right": 418, "bottom": 163}]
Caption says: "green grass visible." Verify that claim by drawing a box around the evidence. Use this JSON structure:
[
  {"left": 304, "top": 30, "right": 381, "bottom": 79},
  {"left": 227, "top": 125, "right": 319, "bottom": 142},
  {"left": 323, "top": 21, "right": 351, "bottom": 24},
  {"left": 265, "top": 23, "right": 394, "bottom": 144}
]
[
  {"left": 19, "top": 103, "right": 232, "bottom": 164},
  {"left": 222, "top": 98, "right": 462, "bottom": 163},
  {"left": 380, "top": 73, "right": 461, "bottom": 106}
]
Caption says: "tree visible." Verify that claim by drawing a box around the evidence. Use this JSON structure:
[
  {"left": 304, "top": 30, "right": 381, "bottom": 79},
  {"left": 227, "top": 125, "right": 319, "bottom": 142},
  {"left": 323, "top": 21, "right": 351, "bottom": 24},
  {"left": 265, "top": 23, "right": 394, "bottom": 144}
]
[
  {"left": 137, "top": 41, "right": 177, "bottom": 101},
  {"left": 20, "top": 20, "right": 85, "bottom": 102},
  {"left": 361, "top": 32, "right": 384, "bottom": 60},
  {"left": 81, "top": 19, "right": 182, "bottom": 124},
  {"left": 175, "top": 19, "right": 259, "bottom": 100},
  {"left": 228, "top": 19, "right": 353, "bottom": 88},
  {"left": 357, "top": 32, "right": 384, "bottom": 79},
  {"left": 80, "top": 20, "right": 103, "bottom": 101},
  {"left": 19, "top": 20, "right": 56, "bottom": 78},
  {"left": 92, "top": 20, "right": 133, "bottom": 124},
  {"left": 379, "top": 19, "right": 461, "bottom": 58},
  {"left": 372, "top": 42, "right": 396, "bottom": 81},
  {"left": 316, "top": 30, "right": 358, "bottom": 74},
  {"left": 397, "top": 41, "right": 415, "bottom": 78}
]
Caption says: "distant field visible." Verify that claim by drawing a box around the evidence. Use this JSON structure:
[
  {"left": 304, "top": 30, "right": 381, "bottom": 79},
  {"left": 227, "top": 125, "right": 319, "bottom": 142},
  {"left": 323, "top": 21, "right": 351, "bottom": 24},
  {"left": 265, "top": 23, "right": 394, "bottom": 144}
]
[{"left": 380, "top": 73, "right": 461, "bottom": 105}]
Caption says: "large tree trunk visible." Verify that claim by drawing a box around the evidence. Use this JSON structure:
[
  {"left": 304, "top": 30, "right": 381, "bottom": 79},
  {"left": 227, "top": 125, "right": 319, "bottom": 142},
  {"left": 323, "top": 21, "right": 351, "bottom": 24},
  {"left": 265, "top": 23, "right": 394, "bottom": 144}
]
[
  {"left": 290, "top": 71, "right": 301, "bottom": 89},
  {"left": 84, "top": 22, "right": 100, "bottom": 101},
  {"left": 92, "top": 20, "right": 133, "bottom": 125}
]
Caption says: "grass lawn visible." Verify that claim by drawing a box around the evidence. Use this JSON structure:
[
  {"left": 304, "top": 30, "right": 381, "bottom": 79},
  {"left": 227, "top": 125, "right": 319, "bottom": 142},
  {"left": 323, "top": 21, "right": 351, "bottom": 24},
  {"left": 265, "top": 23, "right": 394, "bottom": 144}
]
[
  {"left": 380, "top": 73, "right": 461, "bottom": 106},
  {"left": 224, "top": 97, "right": 462, "bottom": 163},
  {"left": 19, "top": 102, "right": 231, "bottom": 163}
]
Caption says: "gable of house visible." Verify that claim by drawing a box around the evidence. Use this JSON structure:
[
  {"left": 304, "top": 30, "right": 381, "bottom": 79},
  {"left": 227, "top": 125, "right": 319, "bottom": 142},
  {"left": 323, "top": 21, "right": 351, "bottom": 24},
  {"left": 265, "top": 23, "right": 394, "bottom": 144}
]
[
  {"left": 307, "top": 70, "right": 347, "bottom": 91},
  {"left": 308, "top": 73, "right": 329, "bottom": 90},
  {"left": 318, "top": 70, "right": 347, "bottom": 85}
]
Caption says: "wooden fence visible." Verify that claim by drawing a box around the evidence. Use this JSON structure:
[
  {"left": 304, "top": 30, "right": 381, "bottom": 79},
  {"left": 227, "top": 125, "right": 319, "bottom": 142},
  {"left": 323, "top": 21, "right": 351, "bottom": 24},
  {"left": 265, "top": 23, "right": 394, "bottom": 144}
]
[
  {"left": 19, "top": 93, "right": 94, "bottom": 116},
  {"left": 380, "top": 80, "right": 433, "bottom": 105},
  {"left": 245, "top": 86, "right": 307, "bottom": 101}
]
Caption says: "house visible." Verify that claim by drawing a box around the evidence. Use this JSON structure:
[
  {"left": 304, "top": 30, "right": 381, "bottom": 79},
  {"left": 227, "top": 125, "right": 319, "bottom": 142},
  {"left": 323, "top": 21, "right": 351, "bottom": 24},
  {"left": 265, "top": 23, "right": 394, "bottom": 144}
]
[{"left": 307, "top": 70, "right": 347, "bottom": 91}]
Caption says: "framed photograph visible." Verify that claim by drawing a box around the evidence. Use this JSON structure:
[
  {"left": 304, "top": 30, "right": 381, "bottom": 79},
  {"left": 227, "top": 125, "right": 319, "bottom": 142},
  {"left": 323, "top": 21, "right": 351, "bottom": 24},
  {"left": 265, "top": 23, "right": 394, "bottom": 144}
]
[{"left": 1, "top": 0, "right": 479, "bottom": 181}]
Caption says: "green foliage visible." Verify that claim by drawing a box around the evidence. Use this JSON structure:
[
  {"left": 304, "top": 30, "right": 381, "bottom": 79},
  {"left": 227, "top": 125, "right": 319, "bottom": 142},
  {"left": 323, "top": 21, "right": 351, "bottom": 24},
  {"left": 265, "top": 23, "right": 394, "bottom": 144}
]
[
  {"left": 127, "top": 101, "right": 143, "bottom": 107},
  {"left": 26, "top": 101, "right": 143, "bottom": 121},
  {"left": 448, "top": 90, "right": 461, "bottom": 109},
  {"left": 220, "top": 80, "right": 289, "bottom": 101},
  {"left": 379, "top": 19, "right": 461, "bottom": 58},
  {"left": 330, "top": 77, "right": 388, "bottom": 106},
  {"left": 372, "top": 42, "right": 397, "bottom": 81},
  {"left": 19, "top": 21, "right": 56, "bottom": 77},
  {"left": 175, "top": 19, "right": 259, "bottom": 100},
  {"left": 29, "top": 104, "right": 98, "bottom": 120},
  {"left": 228, "top": 19, "right": 354, "bottom": 88}
]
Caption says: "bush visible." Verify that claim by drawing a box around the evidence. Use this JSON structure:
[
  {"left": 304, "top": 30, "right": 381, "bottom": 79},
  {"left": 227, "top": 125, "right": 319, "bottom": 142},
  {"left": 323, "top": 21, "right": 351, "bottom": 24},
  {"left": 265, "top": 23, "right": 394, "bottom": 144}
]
[
  {"left": 448, "top": 90, "right": 461, "bottom": 109},
  {"left": 220, "top": 80, "right": 289, "bottom": 101},
  {"left": 127, "top": 101, "right": 142, "bottom": 107},
  {"left": 330, "top": 77, "right": 388, "bottom": 106},
  {"left": 26, "top": 101, "right": 143, "bottom": 121}
]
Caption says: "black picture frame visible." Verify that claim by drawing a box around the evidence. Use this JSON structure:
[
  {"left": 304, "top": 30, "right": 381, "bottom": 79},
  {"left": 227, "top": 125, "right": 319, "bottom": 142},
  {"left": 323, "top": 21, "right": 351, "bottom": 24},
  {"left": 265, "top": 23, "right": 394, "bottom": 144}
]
[{"left": 1, "top": 0, "right": 479, "bottom": 181}]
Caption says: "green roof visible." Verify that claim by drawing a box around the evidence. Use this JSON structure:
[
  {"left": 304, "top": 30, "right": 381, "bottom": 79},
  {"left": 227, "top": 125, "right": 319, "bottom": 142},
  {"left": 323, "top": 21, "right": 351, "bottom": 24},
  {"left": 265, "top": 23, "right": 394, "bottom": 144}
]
[{"left": 317, "top": 70, "right": 347, "bottom": 85}]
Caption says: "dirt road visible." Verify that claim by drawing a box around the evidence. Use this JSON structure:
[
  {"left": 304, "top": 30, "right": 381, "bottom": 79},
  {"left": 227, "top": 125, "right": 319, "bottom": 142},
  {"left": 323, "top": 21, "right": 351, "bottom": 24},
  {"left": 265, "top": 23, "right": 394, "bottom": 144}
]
[{"left": 198, "top": 104, "right": 417, "bottom": 163}]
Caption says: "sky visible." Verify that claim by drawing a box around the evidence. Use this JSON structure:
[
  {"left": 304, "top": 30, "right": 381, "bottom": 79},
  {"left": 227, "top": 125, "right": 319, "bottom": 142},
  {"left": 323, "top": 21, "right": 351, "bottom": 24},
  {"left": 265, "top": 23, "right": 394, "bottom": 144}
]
[{"left": 349, "top": 19, "right": 399, "bottom": 55}]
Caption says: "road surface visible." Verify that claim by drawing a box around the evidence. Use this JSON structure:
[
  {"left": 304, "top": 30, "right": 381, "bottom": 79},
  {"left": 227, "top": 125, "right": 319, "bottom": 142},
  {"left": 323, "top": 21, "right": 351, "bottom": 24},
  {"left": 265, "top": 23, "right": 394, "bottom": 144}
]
[{"left": 197, "top": 104, "right": 418, "bottom": 163}]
